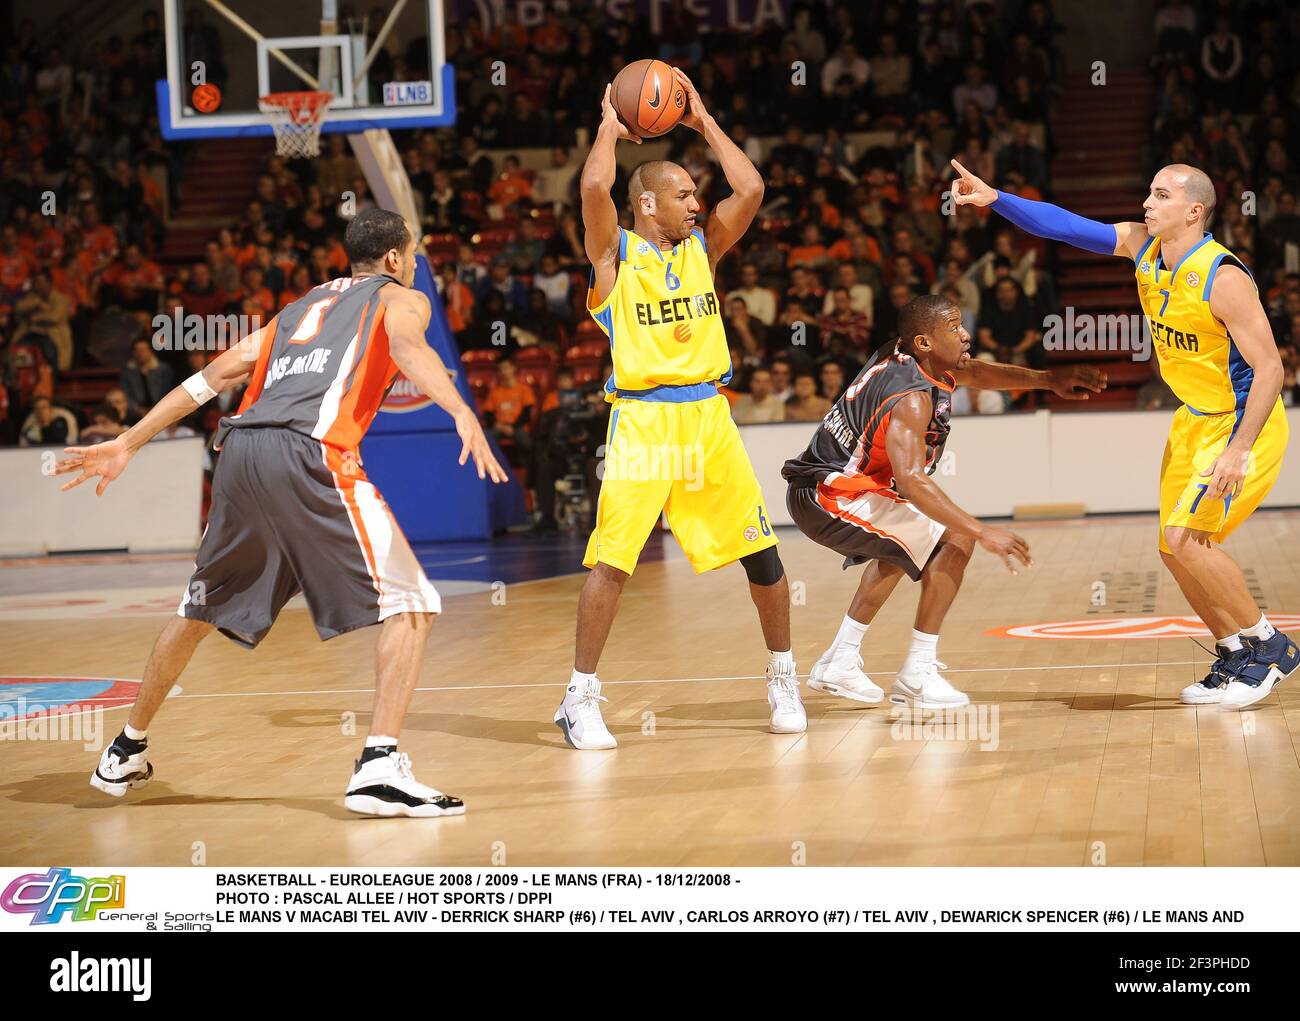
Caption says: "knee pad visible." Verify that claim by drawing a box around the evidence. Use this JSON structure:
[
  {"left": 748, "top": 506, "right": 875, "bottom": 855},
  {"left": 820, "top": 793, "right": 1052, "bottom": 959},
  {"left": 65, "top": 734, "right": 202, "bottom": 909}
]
[{"left": 740, "top": 546, "right": 785, "bottom": 586}]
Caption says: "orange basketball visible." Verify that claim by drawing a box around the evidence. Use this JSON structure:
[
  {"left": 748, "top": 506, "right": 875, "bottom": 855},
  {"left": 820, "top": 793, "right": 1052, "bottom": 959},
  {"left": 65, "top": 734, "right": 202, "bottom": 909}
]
[
  {"left": 191, "top": 83, "right": 222, "bottom": 113},
  {"left": 611, "top": 59, "right": 686, "bottom": 138}
]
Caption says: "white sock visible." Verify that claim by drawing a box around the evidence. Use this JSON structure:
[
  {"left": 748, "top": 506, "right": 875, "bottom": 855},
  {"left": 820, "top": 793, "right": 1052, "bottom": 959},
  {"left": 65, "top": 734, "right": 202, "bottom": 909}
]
[
  {"left": 1217, "top": 634, "right": 1243, "bottom": 653},
  {"left": 365, "top": 734, "right": 398, "bottom": 748},
  {"left": 830, "top": 615, "right": 869, "bottom": 657},
  {"left": 903, "top": 629, "right": 939, "bottom": 670},
  {"left": 769, "top": 649, "right": 794, "bottom": 674},
  {"left": 569, "top": 669, "right": 597, "bottom": 692},
  {"left": 1240, "top": 616, "right": 1276, "bottom": 642},
  {"left": 123, "top": 724, "right": 147, "bottom": 742}
]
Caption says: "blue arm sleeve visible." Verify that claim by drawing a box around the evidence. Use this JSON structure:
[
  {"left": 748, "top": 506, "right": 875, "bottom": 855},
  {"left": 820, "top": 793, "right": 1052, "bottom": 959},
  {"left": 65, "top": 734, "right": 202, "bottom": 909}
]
[{"left": 990, "top": 191, "right": 1119, "bottom": 257}]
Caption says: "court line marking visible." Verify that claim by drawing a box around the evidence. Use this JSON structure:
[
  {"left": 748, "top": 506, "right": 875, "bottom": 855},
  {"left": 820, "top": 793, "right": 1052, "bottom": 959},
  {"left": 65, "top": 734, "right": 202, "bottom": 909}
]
[{"left": 143, "top": 658, "right": 1214, "bottom": 699}]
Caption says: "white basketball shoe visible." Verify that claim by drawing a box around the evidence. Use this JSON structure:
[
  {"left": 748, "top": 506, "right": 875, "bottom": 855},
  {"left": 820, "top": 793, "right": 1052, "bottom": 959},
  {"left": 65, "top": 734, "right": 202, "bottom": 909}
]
[
  {"left": 808, "top": 649, "right": 885, "bottom": 704},
  {"left": 554, "top": 677, "right": 618, "bottom": 750},
  {"left": 344, "top": 748, "right": 465, "bottom": 817},
  {"left": 767, "top": 660, "right": 807, "bottom": 734},
  {"left": 89, "top": 736, "right": 154, "bottom": 798},
  {"left": 889, "top": 660, "right": 971, "bottom": 709}
]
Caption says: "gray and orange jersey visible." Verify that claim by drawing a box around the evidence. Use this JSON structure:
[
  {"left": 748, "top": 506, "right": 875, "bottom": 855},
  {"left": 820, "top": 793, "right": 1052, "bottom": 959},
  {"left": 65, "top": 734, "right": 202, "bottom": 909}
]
[
  {"left": 219, "top": 273, "right": 402, "bottom": 452},
  {"left": 782, "top": 344, "right": 954, "bottom": 498}
]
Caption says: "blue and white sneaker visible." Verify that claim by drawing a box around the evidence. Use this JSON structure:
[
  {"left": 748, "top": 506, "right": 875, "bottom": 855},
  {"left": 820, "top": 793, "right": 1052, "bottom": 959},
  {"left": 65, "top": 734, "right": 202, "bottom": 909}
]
[
  {"left": 1221, "top": 631, "right": 1300, "bottom": 710},
  {"left": 1180, "top": 644, "right": 1254, "bottom": 705}
]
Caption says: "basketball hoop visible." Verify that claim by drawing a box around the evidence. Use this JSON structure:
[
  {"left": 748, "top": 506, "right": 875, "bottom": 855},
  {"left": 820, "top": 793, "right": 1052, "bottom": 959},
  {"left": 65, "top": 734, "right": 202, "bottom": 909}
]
[{"left": 259, "top": 91, "right": 333, "bottom": 158}]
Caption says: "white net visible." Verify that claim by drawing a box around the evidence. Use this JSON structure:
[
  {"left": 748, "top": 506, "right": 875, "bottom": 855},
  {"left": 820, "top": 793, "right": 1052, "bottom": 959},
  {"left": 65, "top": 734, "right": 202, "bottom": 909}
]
[{"left": 259, "top": 92, "right": 333, "bottom": 159}]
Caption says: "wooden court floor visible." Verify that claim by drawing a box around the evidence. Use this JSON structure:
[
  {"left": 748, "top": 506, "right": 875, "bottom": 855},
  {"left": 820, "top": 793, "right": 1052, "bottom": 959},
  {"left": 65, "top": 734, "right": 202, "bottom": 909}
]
[{"left": 2, "top": 510, "right": 1299, "bottom": 867}]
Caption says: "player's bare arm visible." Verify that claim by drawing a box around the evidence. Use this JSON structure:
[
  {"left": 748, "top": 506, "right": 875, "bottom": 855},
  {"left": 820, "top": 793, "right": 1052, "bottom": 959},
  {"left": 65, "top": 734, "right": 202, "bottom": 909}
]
[
  {"left": 581, "top": 84, "right": 640, "bottom": 304},
  {"left": 673, "top": 68, "right": 763, "bottom": 272},
  {"left": 1200, "top": 266, "right": 1286, "bottom": 500},
  {"left": 886, "top": 391, "right": 1032, "bottom": 574},
  {"left": 953, "top": 358, "right": 1108, "bottom": 400},
  {"left": 52, "top": 322, "right": 272, "bottom": 495},
  {"left": 383, "top": 286, "right": 507, "bottom": 484},
  {"left": 949, "top": 159, "right": 1146, "bottom": 259}
]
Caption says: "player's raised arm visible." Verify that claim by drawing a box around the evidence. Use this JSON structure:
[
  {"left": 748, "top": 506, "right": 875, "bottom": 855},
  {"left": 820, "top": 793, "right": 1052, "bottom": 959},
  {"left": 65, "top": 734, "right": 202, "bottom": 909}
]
[
  {"left": 383, "top": 287, "right": 507, "bottom": 483},
  {"left": 52, "top": 320, "right": 273, "bottom": 495},
  {"left": 673, "top": 68, "right": 764, "bottom": 268},
  {"left": 949, "top": 159, "right": 1148, "bottom": 260},
  {"left": 581, "top": 84, "right": 640, "bottom": 302},
  {"left": 1200, "top": 266, "right": 1286, "bottom": 500},
  {"left": 885, "top": 391, "right": 1032, "bottom": 574}
]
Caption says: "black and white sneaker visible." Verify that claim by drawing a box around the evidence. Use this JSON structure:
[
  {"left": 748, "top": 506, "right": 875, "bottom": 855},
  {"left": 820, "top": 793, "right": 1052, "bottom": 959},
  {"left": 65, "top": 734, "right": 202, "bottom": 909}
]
[
  {"left": 90, "top": 737, "right": 154, "bottom": 798},
  {"left": 344, "top": 749, "right": 465, "bottom": 818}
]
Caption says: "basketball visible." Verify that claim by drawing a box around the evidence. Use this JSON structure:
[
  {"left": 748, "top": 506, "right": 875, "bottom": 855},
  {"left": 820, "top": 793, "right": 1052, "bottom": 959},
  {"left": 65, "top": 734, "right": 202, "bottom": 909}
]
[
  {"left": 611, "top": 58, "right": 686, "bottom": 137},
  {"left": 190, "top": 82, "right": 222, "bottom": 113}
]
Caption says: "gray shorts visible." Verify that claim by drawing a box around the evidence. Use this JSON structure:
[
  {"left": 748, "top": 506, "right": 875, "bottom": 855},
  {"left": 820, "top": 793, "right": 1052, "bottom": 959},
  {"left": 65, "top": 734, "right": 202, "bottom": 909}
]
[{"left": 178, "top": 427, "right": 440, "bottom": 648}]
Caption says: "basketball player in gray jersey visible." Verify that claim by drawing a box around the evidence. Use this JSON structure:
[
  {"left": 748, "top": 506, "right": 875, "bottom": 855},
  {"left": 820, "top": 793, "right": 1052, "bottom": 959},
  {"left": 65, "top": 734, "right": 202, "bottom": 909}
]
[{"left": 56, "top": 209, "right": 507, "bottom": 817}]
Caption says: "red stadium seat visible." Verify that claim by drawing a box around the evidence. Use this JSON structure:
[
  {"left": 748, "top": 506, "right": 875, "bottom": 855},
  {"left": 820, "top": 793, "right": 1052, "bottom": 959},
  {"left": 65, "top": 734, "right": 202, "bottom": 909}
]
[
  {"left": 516, "top": 347, "right": 557, "bottom": 368},
  {"left": 570, "top": 361, "right": 604, "bottom": 387},
  {"left": 465, "top": 364, "right": 498, "bottom": 396},
  {"left": 518, "top": 366, "right": 554, "bottom": 398},
  {"left": 460, "top": 349, "right": 501, "bottom": 364},
  {"left": 566, "top": 341, "right": 607, "bottom": 362}
]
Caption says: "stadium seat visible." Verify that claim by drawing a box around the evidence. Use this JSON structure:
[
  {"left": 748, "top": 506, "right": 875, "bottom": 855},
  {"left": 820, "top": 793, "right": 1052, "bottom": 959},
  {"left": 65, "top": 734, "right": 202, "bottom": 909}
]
[
  {"left": 566, "top": 341, "right": 607, "bottom": 362},
  {"left": 516, "top": 348, "right": 558, "bottom": 373}
]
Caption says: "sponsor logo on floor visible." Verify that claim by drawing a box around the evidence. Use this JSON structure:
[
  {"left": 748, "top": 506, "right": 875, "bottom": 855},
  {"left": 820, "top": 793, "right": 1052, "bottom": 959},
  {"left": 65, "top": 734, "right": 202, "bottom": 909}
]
[{"left": 988, "top": 614, "right": 1300, "bottom": 640}]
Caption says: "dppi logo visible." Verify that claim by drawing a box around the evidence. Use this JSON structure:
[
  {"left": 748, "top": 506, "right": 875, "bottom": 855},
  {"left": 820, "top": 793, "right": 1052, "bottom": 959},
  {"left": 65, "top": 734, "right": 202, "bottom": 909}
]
[
  {"left": 1, "top": 868, "right": 126, "bottom": 924},
  {"left": 380, "top": 372, "right": 434, "bottom": 413}
]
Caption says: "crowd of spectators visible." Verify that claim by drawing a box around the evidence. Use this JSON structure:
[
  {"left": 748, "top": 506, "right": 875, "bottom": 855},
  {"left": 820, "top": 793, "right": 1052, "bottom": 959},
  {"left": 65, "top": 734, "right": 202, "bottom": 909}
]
[
  {"left": 1145, "top": 0, "right": 1300, "bottom": 409},
  {"left": 2, "top": 1, "right": 1074, "bottom": 533}
]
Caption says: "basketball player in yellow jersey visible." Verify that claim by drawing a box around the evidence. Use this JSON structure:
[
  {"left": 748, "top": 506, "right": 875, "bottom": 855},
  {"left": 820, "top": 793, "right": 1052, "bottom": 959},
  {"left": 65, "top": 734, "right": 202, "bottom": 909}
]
[
  {"left": 554, "top": 69, "right": 804, "bottom": 749},
  {"left": 951, "top": 160, "right": 1297, "bottom": 709}
]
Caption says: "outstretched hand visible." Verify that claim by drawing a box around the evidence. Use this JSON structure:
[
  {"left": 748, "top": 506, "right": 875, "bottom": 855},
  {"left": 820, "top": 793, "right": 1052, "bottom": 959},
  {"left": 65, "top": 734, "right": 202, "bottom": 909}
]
[
  {"left": 53, "top": 437, "right": 131, "bottom": 496},
  {"left": 453, "top": 408, "right": 509, "bottom": 484},
  {"left": 950, "top": 159, "right": 998, "bottom": 208},
  {"left": 1047, "top": 364, "right": 1108, "bottom": 400}
]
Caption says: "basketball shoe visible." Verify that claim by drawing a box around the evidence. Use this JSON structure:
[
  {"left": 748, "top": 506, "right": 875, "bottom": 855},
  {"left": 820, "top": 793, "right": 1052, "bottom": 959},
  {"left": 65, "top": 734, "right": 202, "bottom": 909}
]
[
  {"left": 889, "top": 660, "right": 971, "bottom": 709},
  {"left": 344, "top": 748, "right": 465, "bottom": 817},
  {"left": 808, "top": 650, "right": 884, "bottom": 704},
  {"left": 554, "top": 677, "right": 617, "bottom": 750},
  {"left": 767, "top": 659, "right": 807, "bottom": 733},
  {"left": 89, "top": 734, "right": 154, "bottom": 797},
  {"left": 1180, "top": 643, "right": 1253, "bottom": 705},
  {"left": 1221, "top": 630, "right": 1300, "bottom": 710}
]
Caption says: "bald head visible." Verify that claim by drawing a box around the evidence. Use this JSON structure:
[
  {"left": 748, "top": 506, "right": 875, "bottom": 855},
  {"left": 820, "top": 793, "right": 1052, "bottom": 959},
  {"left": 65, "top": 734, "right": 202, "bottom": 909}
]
[
  {"left": 627, "top": 160, "right": 700, "bottom": 243},
  {"left": 628, "top": 161, "right": 680, "bottom": 209},
  {"left": 1161, "top": 163, "right": 1216, "bottom": 227}
]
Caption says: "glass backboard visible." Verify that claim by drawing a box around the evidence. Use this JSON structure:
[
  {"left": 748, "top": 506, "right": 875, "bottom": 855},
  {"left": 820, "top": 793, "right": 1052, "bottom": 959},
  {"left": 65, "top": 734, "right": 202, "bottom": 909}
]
[{"left": 159, "top": 0, "right": 453, "bottom": 139}]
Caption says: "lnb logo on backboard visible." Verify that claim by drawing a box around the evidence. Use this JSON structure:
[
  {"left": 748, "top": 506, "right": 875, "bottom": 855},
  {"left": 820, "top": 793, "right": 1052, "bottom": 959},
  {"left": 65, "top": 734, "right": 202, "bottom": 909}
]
[{"left": 1, "top": 868, "right": 125, "bottom": 924}]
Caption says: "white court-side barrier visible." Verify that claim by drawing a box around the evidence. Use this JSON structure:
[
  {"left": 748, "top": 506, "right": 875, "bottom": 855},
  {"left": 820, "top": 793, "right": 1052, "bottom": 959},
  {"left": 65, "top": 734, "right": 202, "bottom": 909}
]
[
  {"left": 0, "top": 437, "right": 205, "bottom": 555},
  {"left": 742, "top": 407, "right": 1300, "bottom": 525}
]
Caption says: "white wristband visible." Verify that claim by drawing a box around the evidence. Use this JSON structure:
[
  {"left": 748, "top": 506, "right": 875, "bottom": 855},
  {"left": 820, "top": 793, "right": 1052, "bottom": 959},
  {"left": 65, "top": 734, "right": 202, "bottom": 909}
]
[{"left": 182, "top": 371, "right": 218, "bottom": 405}]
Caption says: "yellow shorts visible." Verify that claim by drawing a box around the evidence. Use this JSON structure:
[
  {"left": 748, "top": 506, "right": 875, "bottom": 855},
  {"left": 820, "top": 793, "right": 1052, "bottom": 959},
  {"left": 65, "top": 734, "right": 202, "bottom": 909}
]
[
  {"left": 583, "top": 390, "right": 778, "bottom": 575},
  {"left": 1158, "top": 398, "right": 1288, "bottom": 553}
]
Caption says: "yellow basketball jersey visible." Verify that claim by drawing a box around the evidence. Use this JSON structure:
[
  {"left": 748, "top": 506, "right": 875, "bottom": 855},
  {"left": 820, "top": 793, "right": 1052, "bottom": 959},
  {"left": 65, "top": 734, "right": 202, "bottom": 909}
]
[
  {"left": 587, "top": 227, "right": 732, "bottom": 400},
  {"left": 1134, "top": 232, "right": 1255, "bottom": 414}
]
